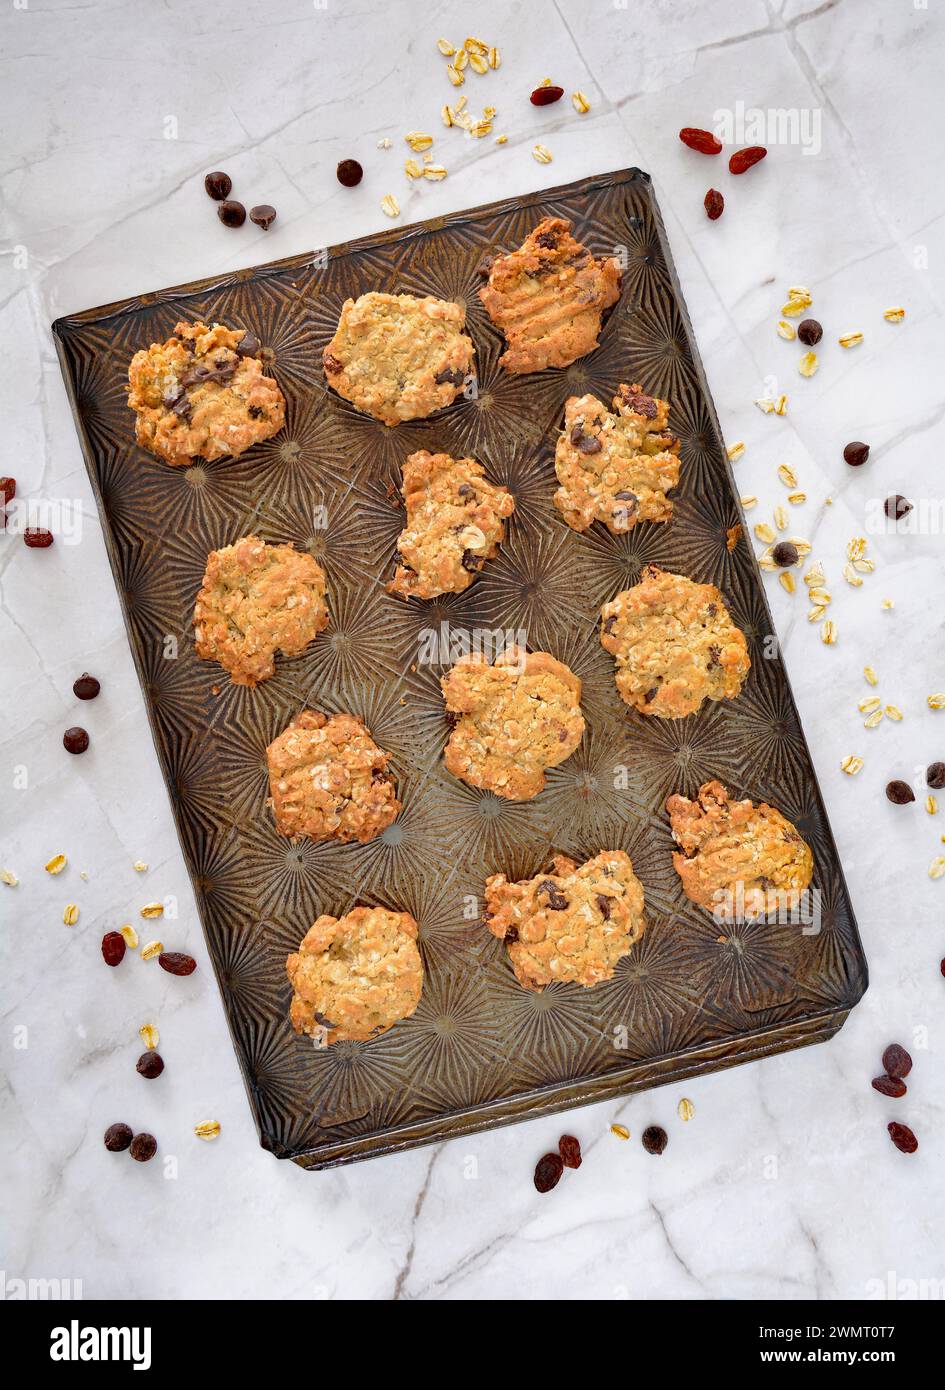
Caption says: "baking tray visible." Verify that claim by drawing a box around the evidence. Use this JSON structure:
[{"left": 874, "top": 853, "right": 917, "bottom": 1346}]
[{"left": 52, "top": 168, "right": 867, "bottom": 1169}]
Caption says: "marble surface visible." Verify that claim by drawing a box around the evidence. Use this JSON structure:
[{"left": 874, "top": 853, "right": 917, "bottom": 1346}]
[{"left": 2, "top": 0, "right": 944, "bottom": 1301}]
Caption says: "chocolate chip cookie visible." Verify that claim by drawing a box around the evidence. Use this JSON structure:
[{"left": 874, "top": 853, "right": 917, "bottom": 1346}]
[
  {"left": 666, "top": 780, "right": 814, "bottom": 921},
  {"left": 478, "top": 217, "right": 622, "bottom": 373},
  {"left": 441, "top": 644, "right": 585, "bottom": 800},
  {"left": 555, "top": 383, "right": 680, "bottom": 533},
  {"left": 194, "top": 535, "right": 329, "bottom": 687},
  {"left": 322, "top": 291, "right": 475, "bottom": 426},
  {"left": 127, "top": 320, "right": 284, "bottom": 464},
  {"left": 601, "top": 565, "right": 750, "bottom": 719},
  {"left": 484, "top": 851, "right": 646, "bottom": 990},
  {"left": 388, "top": 450, "right": 515, "bottom": 600},
  {"left": 267, "top": 709, "right": 400, "bottom": 844},
  {"left": 286, "top": 905, "right": 423, "bottom": 1043}
]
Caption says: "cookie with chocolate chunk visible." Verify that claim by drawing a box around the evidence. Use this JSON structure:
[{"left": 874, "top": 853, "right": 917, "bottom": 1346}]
[
  {"left": 127, "top": 320, "right": 284, "bottom": 464},
  {"left": 388, "top": 450, "right": 515, "bottom": 600},
  {"left": 322, "top": 291, "right": 475, "bottom": 426},
  {"left": 601, "top": 565, "right": 750, "bottom": 719},
  {"left": 555, "top": 384, "right": 680, "bottom": 533},
  {"left": 478, "top": 218, "right": 621, "bottom": 374},
  {"left": 484, "top": 851, "right": 646, "bottom": 990}
]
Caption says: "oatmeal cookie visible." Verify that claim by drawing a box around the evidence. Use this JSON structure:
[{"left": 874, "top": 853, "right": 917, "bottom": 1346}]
[
  {"left": 267, "top": 710, "right": 400, "bottom": 845},
  {"left": 286, "top": 905, "right": 423, "bottom": 1043},
  {"left": 601, "top": 565, "right": 750, "bottom": 719},
  {"left": 666, "top": 780, "right": 814, "bottom": 921},
  {"left": 388, "top": 450, "right": 515, "bottom": 600},
  {"left": 554, "top": 383, "right": 680, "bottom": 533},
  {"left": 484, "top": 851, "right": 646, "bottom": 991},
  {"left": 478, "top": 217, "right": 622, "bottom": 373},
  {"left": 194, "top": 536, "right": 328, "bottom": 687},
  {"left": 127, "top": 320, "right": 285, "bottom": 465},
  {"left": 322, "top": 291, "right": 475, "bottom": 426},
  {"left": 441, "top": 644, "right": 585, "bottom": 800}
]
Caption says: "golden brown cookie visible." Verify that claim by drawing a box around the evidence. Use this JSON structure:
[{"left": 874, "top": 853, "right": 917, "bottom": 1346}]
[
  {"left": 387, "top": 450, "right": 515, "bottom": 600},
  {"left": 554, "top": 383, "right": 680, "bottom": 533},
  {"left": 600, "top": 565, "right": 750, "bottom": 719},
  {"left": 286, "top": 905, "right": 423, "bottom": 1043},
  {"left": 194, "top": 536, "right": 328, "bottom": 687},
  {"left": 267, "top": 710, "right": 400, "bottom": 845},
  {"left": 484, "top": 851, "right": 646, "bottom": 990},
  {"left": 666, "top": 780, "right": 814, "bottom": 921},
  {"left": 441, "top": 644, "right": 585, "bottom": 800},
  {"left": 478, "top": 217, "right": 622, "bottom": 373},
  {"left": 322, "top": 291, "right": 475, "bottom": 426},
  {"left": 127, "top": 320, "right": 285, "bottom": 464}
]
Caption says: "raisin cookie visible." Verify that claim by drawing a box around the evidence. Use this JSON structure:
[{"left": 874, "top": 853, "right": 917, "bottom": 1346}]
[
  {"left": 322, "top": 291, "right": 475, "bottom": 426},
  {"left": 478, "top": 217, "right": 622, "bottom": 373},
  {"left": 555, "top": 383, "right": 680, "bottom": 533},
  {"left": 484, "top": 851, "right": 646, "bottom": 991},
  {"left": 601, "top": 565, "right": 750, "bottom": 719},
  {"left": 267, "top": 710, "right": 400, "bottom": 845},
  {"left": 388, "top": 450, "right": 515, "bottom": 600},
  {"left": 441, "top": 645, "right": 585, "bottom": 800},
  {"left": 666, "top": 780, "right": 814, "bottom": 921},
  {"left": 127, "top": 320, "right": 284, "bottom": 465},
  {"left": 194, "top": 536, "right": 329, "bottom": 687},
  {"left": 286, "top": 906, "right": 423, "bottom": 1043}
]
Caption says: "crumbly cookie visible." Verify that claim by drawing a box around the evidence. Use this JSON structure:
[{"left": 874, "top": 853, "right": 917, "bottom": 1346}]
[
  {"left": 478, "top": 217, "right": 622, "bottom": 373},
  {"left": 484, "top": 851, "right": 646, "bottom": 991},
  {"left": 600, "top": 565, "right": 751, "bottom": 719},
  {"left": 286, "top": 905, "right": 423, "bottom": 1043},
  {"left": 267, "top": 710, "right": 400, "bottom": 845},
  {"left": 322, "top": 291, "right": 475, "bottom": 426},
  {"left": 127, "top": 320, "right": 285, "bottom": 465},
  {"left": 388, "top": 450, "right": 515, "bottom": 600},
  {"left": 666, "top": 780, "right": 814, "bottom": 921},
  {"left": 194, "top": 535, "right": 328, "bottom": 687},
  {"left": 441, "top": 644, "right": 585, "bottom": 801},
  {"left": 554, "top": 383, "right": 680, "bottom": 533}
]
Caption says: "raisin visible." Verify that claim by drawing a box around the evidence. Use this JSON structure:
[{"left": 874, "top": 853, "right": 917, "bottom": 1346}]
[
  {"left": 887, "top": 1122, "right": 918, "bottom": 1154},
  {"left": 63, "top": 726, "right": 89, "bottom": 754},
  {"left": 249, "top": 203, "right": 277, "bottom": 230},
  {"left": 704, "top": 188, "right": 724, "bottom": 220},
  {"left": 642, "top": 1125, "right": 668, "bottom": 1155},
  {"left": 530, "top": 85, "right": 564, "bottom": 106},
  {"left": 596, "top": 894, "right": 613, "bottom": 919},
  {"left": 24, "top": 527, "right": 54, "bottom": 548},
  {"left": 533, "top": 1151, "right": 564, "bottom": 1192},
  {"left": 461, "top": 549, "right": 483, "bottom": 573},
  {"left": 204, "top": 170, "right": 232, "bottom": 200},
  {"left": 217, "top": 199, "right": 246, "bottom": 228},
  {"left": 73, "top": 673, "right": 100, "bottom": 700},
  {"left": 324, "top": 353, "right": 343, "bottom": 375},
  {"left": 644, "top": 687, "right": 659, "bottom": 703},
  {"left": 129, "top": 1132, "right": 158, "bottom": 1162},
  {"left": 571, "top": 430, "right": 601, "bottom": 455},
  {"left": 707, "top": 644, "right": 721, "bottom": 668},
  {"left": 885, "top": 780, "right": 915, "bottom": 805},
  {"left": 478, "top": 255, "right": 494, "bottom": 279},
  {"left": 435, "top": 366, "right": 465, "bottom": 387},
  {"left": 882, "top": 1043, "right": 913, "bottom": 1079},
  {"left": 0, "top": 476, "right": 15, "bottom": 506},
  {"left": 679, "top": 127, "right": 723, "bottom": 155},
  {"left": 927, "top": 762, "right": 945, "bottom": 789},
  {"left": 101, "top": 931, "right": 126, "bottom": 967},
  {"left": 247, "top": 405, "right": 264, "bottom": 419},
  {"left": 729, "top": 145, "right": 767, "bottom": 175},
  {"left": 136, "top": 1051, "right": 165, "bottom": 1079},
  {"left": 104, "top": 1122, "right": 133, "bottom": 1152},
  {"left": 558, "top": 1134, "right": 582, "bottom": 1169},
  {"left": 885, "top": 494, "right": 912, "bottom": 520},
  {"left": 621, "top": 390, "right": 657, "bottom": 418},
  {"left": 158, "top": 951, "right": 197, "bottom": 976},
  {"left": 537, "top": 880, "right": 568, "bottom": 911},
  {"left": 797, "top": 319, "right": 822, "bottom": 346},
  {"left": 771, "top": 541, "right": 798, "bottom": 567},
  {"left": 871, "top": 1074, "right": 906, "bottom": 1098},
  {"left": 603, "top": 615, "right": 617, "bottom": 635},
  {"left": 336, "top": 158, "right": 363, "bottom": 187},
  {"left": 504, "top": 926, "right": 519, "bottom": 943},
  {"left": 843, "top": 441, "right": 870, "bottom": 467}
]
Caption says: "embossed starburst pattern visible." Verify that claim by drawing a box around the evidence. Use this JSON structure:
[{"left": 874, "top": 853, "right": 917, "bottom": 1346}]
[{"left": 53, "top": 169, "right": 866, "bottom": 1170}]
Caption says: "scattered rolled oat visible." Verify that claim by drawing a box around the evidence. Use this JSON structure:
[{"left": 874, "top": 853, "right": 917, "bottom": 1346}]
[
  {"left": 140, "top": 1023, "right": 159, "bottom": 1050},
  {"left": 777, "top": 320, "right": 797, "bottom": 340},
  {"left": 380, "top": 193, "right": 400, "bottom": 218},
  {"left": 883, "top": 307, "right": 905, "bottom": 323},
  {"left": 677, "top": 1097, "right": 695, "bottom": 1122},
  {"left": 45, "top": 854, "right": 67, "bottom": 875},
  {"left": 798, "top": 351, "right": 818, "bottom": 377},
  {"left": 195, "top": 1120, "right": 221, "bottom": 1141},
  {"left": 755, "top": 522, "right": 776, "bottom": 543},
  {"left": 726, "top": 441, "right": 745, "bottom": 462},
  {"left": 777, "top": 464, "right": 797, "bottom": 487},
  {"left": 821, "top": 619, "right": 837, "bottom": 645},
  {"left": 405, "top": 158, "right": 423, "bottom": 178},
  {"left": 927, "top": 796, "right": 939, "bottom": 815},
  {"left": 928, "top": 694, "right": 945, "bottom": 709},
  {"left": 840, "top": 755, "right": 864, "bottom": 775},
  {"left": 740, "top": 495, "right": 757, "bottom": 509},
  {"left": 436, "top": 38, "right": 455, "bottom": 56},
  {"left": 788, "top": 491, "right": 806, "bottom": 505},
  {"left": 839, "top": 331, "right": 864, "bottom": 348},
  {"left": 774, "top": 505, "right": 788, "bottom": 531},
  {"left": 405, "top": 131, "right": 433, "bottom": 152},
  {"left": 774, "top": 394, "right": 788, "bottom": 415},
  {"left": 782, "top": 294, "right": 812, "bottom": 317},
  {"left": 754, "top": 397, "right": 776, "bottom": 414},
  {"left": 133, "top": 860, "right": 148, "bottom": 873},
  {"left": 1, "top": 869, "right": 18, "bottom": 887},
  {"left": 422, "top": 164, "right": 448, "bottom": 180},
  {"left": 881, "top": 598, "right": 894, "bottom": 610},
  {"left": 453, "top": 47, "right": 468, "bottom": 71},
  {"left": 886, "top": 705, "right": 903, "bottom": 722},
  {"left": 140, "top": 940, "right": 164, "bottom": 961},
  {"left": 140, "top": 902, "right": 164, "bottom": 919},
  {"left": 120, "top": 924, "right": 139, "bottom": 949},
  {"left": 487, "top": 47, "right": 500, "bottom": 69},
  {"left": 864, "top": 707, "right": 884, "bottom": 728},
  {"left": 532, "top": 144, "right": 553, "bottom": 164},
  {"left": 929, "top": 857, "right": 945, "bottom": 880},
  {"left": 495, "top": 134, "right": 508, "bottom": 144},
  {"left": 572, "top": 91, "right": 590, "bottom": 114},
  {"left": 779, "top": 572, "right": 795, "bottom": 594},
  {"left": 864, "top": 666, "right": 878, "bottom": 686},
  {"left": 610, "top": 1123, "right": 630, "bottom": 1140},
  {"left": 63, "top": 904, "right": 79, "bottom": 926},
  {"left": 858, "top": 697, "right": 881, "bottom": 714},
  {"left": 446, "top": 63, "right": 465, "bottom": 87},
  {"left": 377, "top": 137, "right": 392, "bottom": 150}
]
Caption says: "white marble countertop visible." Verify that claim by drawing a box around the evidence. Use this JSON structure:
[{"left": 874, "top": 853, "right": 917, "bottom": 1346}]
[{"left": 2, "top": 0, "right": 944, "bottom": 1301}]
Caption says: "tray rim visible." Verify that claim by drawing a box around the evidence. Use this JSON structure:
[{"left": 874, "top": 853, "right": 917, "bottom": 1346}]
[{"left": 51, "top": 165, "right": 868, "bottom": 1170}]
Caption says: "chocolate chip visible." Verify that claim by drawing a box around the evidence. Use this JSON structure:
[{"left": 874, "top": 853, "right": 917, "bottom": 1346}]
[
  {"left": 642, "top": 1125, "right": 668, "bottom": 1155},
  {"left": 707, "top": 602, "right": 718, "bottom": 617},
  {"left": 73, "top": 673, "right": 100, "bottom": 700},
  {"left": 171, "top": 394, "right": 192, "bottom": 419},
  {"left": 603, "top": 615, "right": 617, "bottom": 635},
  {"left": 250, "top": 204, "right": 277, "bottom": 230},
  {"left": 843, "top": 440, "right": 870, "bottom": 467},
  {"left": 435, "top": 366, "right": 465, "bottom": 387},
  {"left": 129, "top": 1132, "right": 158, "bottom": 1163},
  {"left": 537, "top": 880, "right": 568, "bottom": 911},
  {"left": 247, "top": 405, "right": 264, "bottom": 419},
  {"left": 181, "top": 359, "right": 236, "bottom": 387},
  {"left": 313, "top": 1011, "right": 339, "bottom": 1030},
  {"left": 644, "top": 687, "right": 659, "bottom": 703},
  {"left": 324, "top": 353, "right": 343, "bottom": 375},
  {"left": 204, "top": 170, "right": 232, "bottom": 200},
  {"left": 575, "top": 431, "right": 602, "bottom": 455},
  {"left": 217, "top": 199, "right": 246, "bottom": 228},
  {"left": 136, "top": 1051, "right": 165, "bottom": 1079},
  {"left": 927, "top": 762, "right": 945, "bottom": 789},
  {"left": 797, "top": 318, "right": 822, "bottom": 346},
  {"left": 236, "top": 330, "right": 261, "bottom": 358},
  {"left": 461, "top": 549, "right": 483, "bottom": 572},
  {"left": 535, "top": 229, "right": 559, "bottom": 249},
  {"left": 885, "top": 494, "right": 912, "bottom": 520},
  {"left": 63, "top": 726, "right": 89, "bottom": 754},
  {"left": 613, "top": 490, "right": 637, "bottom": 503},
  {"left": 885, "top": 779, "right": 915, "bottom": 804},
  {"left": 596, "top": 894, "right": 613, "bottom": 919},
  {"left": 771, "top": 541, "right": 799, "bottom": 567},
  {"left": 336, "top": 159, "right": 363, "bottom": 187},
  {"left": 104, "top": 1122, "right": 133, "bottom": 1152},
  {"left": 458, "top": 483, "right": 476, "bottom": 500},
  {"left": 504, "top": 926, "right": 519, "bottom": 943}
]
